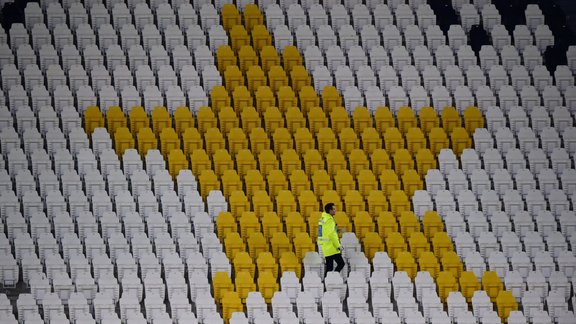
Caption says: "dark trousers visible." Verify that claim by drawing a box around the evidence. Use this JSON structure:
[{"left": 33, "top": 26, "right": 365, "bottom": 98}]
[{"left": 324, "top": 253, "right": 345, "bottom": 276}]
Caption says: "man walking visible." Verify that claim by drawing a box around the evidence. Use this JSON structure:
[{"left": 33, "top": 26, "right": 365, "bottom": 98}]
[{"left": 318, "top": 203, "right": 345, "bottom": 277}]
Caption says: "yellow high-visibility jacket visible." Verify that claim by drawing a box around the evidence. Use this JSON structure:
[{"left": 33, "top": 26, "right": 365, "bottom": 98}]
[{"left": 317, "top": 212, "right": 341, "bottom": 257}]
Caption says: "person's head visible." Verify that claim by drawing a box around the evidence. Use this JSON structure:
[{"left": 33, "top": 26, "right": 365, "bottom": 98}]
[{"left": 324, "top": 203, "right": 336, "bottom": 216}]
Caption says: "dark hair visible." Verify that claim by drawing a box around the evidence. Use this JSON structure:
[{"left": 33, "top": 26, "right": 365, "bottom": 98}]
[{"left": 324, "top": 203, "right": 335, "bottom": 213}]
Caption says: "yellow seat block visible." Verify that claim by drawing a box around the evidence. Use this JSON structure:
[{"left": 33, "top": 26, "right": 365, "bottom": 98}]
[
  {"left": 263, "top": 106, "right": 284, "bottom": 135},
  {"left": 374, "top": 106, "right": 396, "bottom": 134},
  {"left": 428, "top": 127, "right": 449, "bottom": 156},
  {"left": 297, "top": 190, "right": 319, "bottom": 221},
  {"left": 224, "top": 65, "right": 245, "bottom": 92},
  {"left": 357, "top": 170, "right": 378, "bottom": 198},
  {"left": 173, "top": 106, "right": 194, "bottom": 135},
  {"left": 325, "top": 149, "right": 347, "bottom": 177},
  {"left": 397, "top": 106, "right": 417, "bottom": 134},
  {"left": 379, "top": 169, "right": 401, "bottom": 197},
  {"left": 211, "top": 86, "right": 232, "bottom": 113},
  {"left": 293, "top": 232, "right": 315, "bottom": 261},
  {"left": 437, "top": 271, "right": 459, "bottom": 302},
  {"left": 239, "top": 212, "right": 261, "bottom": 240},
  {"left": 105, "top": 106, "right": 126, "bottom": 136},
  {"left": 217, "top": 212, "right": 238, "bottom": 241},
  {"left": 224, "top": 231, "right": 245, "bottom": 260},
  {"left": 234, "top": 271, "right": 255, "bottom": 304},
  {"left": 370, "top": 149, "right": 392, "bottom": 177},
  {"left": 204, "top": 127, "right": 226, "bottom": 155},
  {"left": 450, "top": 127, "right": 472, "bottom": 156},
  {"left": 251, "top": 25, "right": 272, "bottom": 52},
  {"left": 247, "top": 66, "right": 267, "bottom": 94},
  {"left": 285, "top": 211, "right": 305, "bottom": 239},
  {"left": 255, "top": 86, "right": 276, "bottom": 113},
  {"left": 367, "top": 191, "right": 389, "bottom": 218},
  {"left": 339, "top": 128, "right": 359, "bottom": 156},
  {"left": 221, "top": 3, "right": 241, "bottom": 31},
  {"left": 282, "top": 46, "right": 303, "bottom": 73},
  {"left": 385, "top": 232, "right": 407, "bottom": 260},
  {"left": 212, "top": 272, "right": 234, "bottom": 304},
  {"left": 249, "top": 128, "right": 271, "bottom": 155},
  {"left": 317, "top": 128, "right": 338, "bottom": 157},
  {"left": 389, "top": 190, "right": 411, "bottom": 217},
  {"left": 271, "top": 232, "right": 292, "bottom": 259},
  {"left": 377, "top": 211, "right": 398, "bottom": 239},
  {"left": 393, "top": 149, "right": 414, "bottom": 176},
  {"left": 151, "top": 106, "right": 171, "bottom": 136},
  {"left": 322, "top": 87, "right": 343, "bottom": 114},
  {"left": 334, "top": 170, "right": 356, "bottom": 197},
  {"left": 422, "top": 211, "right": 444, "bottom": 240},
  {"left": 285, "top": 106, "right": 305, "bottom": 133},
  {"left": 238, "top": 45, "right": 259, "bottom": 74},
  {"left": 240, "top": 106, "right": 261, "bottom": 133},
  {"left": 262, "top": 212, "right": 283, "bottom": 240},
  {"left": 268, "top": 65, "right": 288, "bottom": 92},
  {"left": 312, "top": 169, "right": 334, "bottom": 197},
  {"left": 252, "top": 190, "right": 273, "bottom": 218},
  {"left": 277, "top": 86, "right": 298, "bottom": 115},
  {"left": 180, "top": 127, "right": 203, "bottom": 155},
  {"left": 257, "top": 271, "right": 279, "bottom": 303},
  {"left": 128, "top": 106, "right": 149, "bottom": 137},
  {"left": 396, "top": 251, "right": 418, "bottom": 279},
  {"left": 233, "top": 86, "right": 254, "bottom": 114},
  {"left": 260, "top": 45, "right": 280, "bottom": 72},
  {"left": 299, "top": 87, "right": 320, "bottom": 116},
  {"left": 257, "top": 252, "right": 279, "bottom": 279},
  {"left": 198, "top": 169, "right": 221, "bottom": 198},
  {"left": 280, "top": 252, "right": 302, "bottom": 278},
  {"left": 362, "top": 232, "right": 384, "bottom": 261},
  {"left": 303, "top": 149, "right": 324, "bottom": 177},
  {"left": 406, "top": 128, "right": 427, "bottom": 156},
  {"left": 290, "top": 65, "right": 311, "bottom": 92},
  {"left": 218, "top": 106, "right": 240, "bottom": 135},
  {"left": 159, "top": 127, "right": 180, "bottom": 158},
  {"left": 248, "top": 232, "right": 269, "bottom": 260},
  {"left": 190, "top": 149, "right": 212, "bottom": 177},
  {"left": 233, "top": 252, "right": 256, "bottom": 277},
  {"left": 496, "top": 290, "right": 518, "bottom": 321},
  {"left": 408, "top": 232, "right": 429, "bottom": 259},
  {"left": 441, "top": 106, "right": 462, "bottom": 133},
  {"left": 399, "top": 211, "right": 421, "bottom": 239},
  {"left": 352, "top": 211, "right": 374, "bottom": 240},
  {"left": 360, "top": 128, "right": 382, "bottom": 155},
  {"left": 281, "top": 149, "right": 302, "bottom": 177},
  {"left": 227, "top": 128, "right": 248, "bottom": 157},
  {"left": 482, "top": 271, "right": 503, "bottom": 302},
  {"left": 348, "top": 149, "right": 370, "bottom": 177},
  {"left": 463, "top": 106, "right": 484, "bottom": 134},
  {"left": 415, "top": 149, "right": 436, "bottom": 177},
  {"left": 441, "top": 251, "right": 464, "bottom": 279},
  {"left": 244, "top": 170, "right": 265, "bottom": 197},
  {"left": 235, "top": 148, "right": 257, "bottom": 178},
  {"left": 243, "top": 4, "right": 263, "bottom": 32},
  {"left": 84, "top": 106, "right": 105, "bottom": 136},
  {"left": 258, "top": 149, "right": 280, "bottom": 177},
  {"left": 418, "top": 107, "right": 439, "bottom": 134},
  {"left": 217, "top": 45, "right": 237, "bottom": 73},
  {"left": 196, "top": 106, "right": 217, "bottom": 134},
  {"left": 401, "top": 169, "right": 423, "bottom": 197},
  {"left": 136, "top": 127, "right": 157, "bottom": 156},
  {"left": 418, "top": 251, "right": 440, "bottom": 279},
  {"left": 230, "top": 25, "right": 250, "bottom": 52},
  {"left": 459, "top": 271, "right": 480, "bottom": 303},
  {"left": 352, "top": 107, "right": 373, "bottom": 135},
  {"left": 114, "top": 127, "right": 134, "bottom": 155},
  {"left": 221, "top": 169, "right": 243, "bottom": 198},
  {"left": 432, "top": 232, "right": 454, "bottom": 258},
  {"left": 267, "top": 169, "right": 288, "bottom": 197},
  {"left": 167, "top": 149, "right": 188, "bottom": 178},
  {"left": 229, "top": 191, "right": 250, "bottom": 218},
  {"left": 383, "top": 127, "right": 405, "bottom": 154}
]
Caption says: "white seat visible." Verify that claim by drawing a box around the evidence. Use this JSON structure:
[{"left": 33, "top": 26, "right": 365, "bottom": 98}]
[
  {"left": 447, "top": 25, "right": 467, "bottom": 51},
  {"left": 412, "top": 46, "right": 433, "bottom": 72},
  {"left": 535, "top": 25, "right": 555, "bottom": 52},
  {"left": 422, "top": 65, "right": 443, "bottom": 93},
  {"left": 382, "top": 25, "right": 403, "bottom": 51}
]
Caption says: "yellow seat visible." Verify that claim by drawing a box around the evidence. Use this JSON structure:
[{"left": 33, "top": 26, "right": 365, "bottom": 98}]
[
  {"left": 261, "top": 212, "right": 283, "bottom": 240},
  {"left": 345, "top": 191, "right": 366, "bottom": 219},
  {"left": 105, "top": 106, "right": 126, "bottom": 136},
  {"left": 379, "top": 169, "right": 401, "bottom": 197},
  {"left": 278, "top": 127, "right": 304, "bottom": 158},
  {"left": 450, "top": 127, "right": 472, "bottom": 156},
  {"left": 221, "top": 169, "right": 243, "bottom": 198},
  {"left": 243, "top": 4, "right": 263, "bottom": 32},
  {"left": 221, "top": 3, "right": 241, "bottom": 31},
  {"left": 377, "top": 211, "right": 398, "bottom": 239},
  {"left": 374, "top": 106, "right": 396, "bottom": 135},
  {"left": 190, "top": 149, "right": 212, "bottom": 177},
  {"left": 224, "top": 231, "right": 245, "bottom": 260},
  {"left": 396, "top": 251, "right": 418, "bottom": 279},
  {"left": 218, "top": 106, "right": 240, "bottom": 135},
  {"left": 370, "top": 149, "right": 392, "bottom": 177},
  {"left": 196, "top": 106, "right": 217, "bottom": 134},
  {"left": 326, "top": 149, "right": 347, "bottom": 177},
  {"left": 303, "top": 149, "right": 324, "bottom": 176},
  {"left": 280, "top": 149, "right": 302, "bottom": 177},
  {"left": 441, "top": 106, "right": 462, "bottom": 134},
  {"left": 297, "top": 190, "right": 319, "bottom": 221},
  {"left": 280, "top": 252, "right": 302, "bottom": 278},
  {"left": 299, "top": 87, "right": 320, "bottom": 116},
  {"left": 367, "top": 191, "right": 389, "bottom": 219},
  {"left": 227, "top": 128, "right": 248, "bottom": 157},
  {"left": 182, "top": 127, "right": 203, "bottom": 155},
  {"left": 348, "top": 149, "right": 370, "bottom": 177},
  {"left": 238, "top": 46, "right": 259, "bottom": 74},
  {"left": 401, "top": 169, "right": 423, "bottom": 197},
  {"left": 114, "top": 127, "right": 134, "bottom": 155},
  {"left": 263, "top": 106, "right": 284, "bottom": 135},
  {"left": 334, "top": 211, "right": 353, "bottom": 234},
  {"left": 415, "top": 149, "right": 436, "bottom": 177},
  {"left": 405, "top": 128, "right": 427, "bottom": 156},
  {"left": 198, "top": 169, "right": 221, "bottom": 198},
  {"left": 233, "top": 251, "right": 256, "bottom": 277},
  {"left": 338, "top": 128, "right": 359, "bottom": 156},
  {"left": 437, "top": 271, "right": 459, "bottom": 302},
  {"left": 428, "top": 127, "right": 449, "bottom": 155},
  {"left": 151, "top": 106, "right": 171, "bottom": 136},
  {"left": 284, "top": 210, "right": 305, "bottom": 239},
  {"left": 385, "top": 232, "right": 407, "bottom": 260},
  {"left": 408, "top": 232, "right": 429, "bottom": 259},
  {"left": 362, "top": 232, "right": 384, "bottom": 261},
  {"left": 252, "top": 190, "right": 273, "bottom": 219},
  {"left": 257, "top": 271, "right": 279, "bottom": 303},
  {"left": 289, "top": 65, "right": 311, "bottom": 92},
  {"left": 308, "top": 212, "right": 321, "bottom": 241},
  {"left": 268, "top": 65, "right": 288, "bottom": 92},
  {"left": 418, "top": 107, "right": 439, "bottom": 134},
  {"left": 320, "top": 190, "right": 342, "bottom": 212},
  {"left": 224, "top": 65, "right": 245, "bottom": 92},
  {"left": 230, "top": 25, "right": 250, "bottom": 52},
  {"left": 285, "top": 106, "right": 306, "bottom": 133},
  {"left": 357, "top": 170, "right": 378, "bottom": 198},
  {"left": 459, "top": 271, "right": 480, "bottom": 303},
  {"left": 204, "top": 127, "right": 226, "bottom": 155},
  {"left": 229, "top": 191, "right": 250, "bottom": 218},
  {"left": 213, "top": 149, "right": 234, "bottom": 177},
  {"left": 329, "top": 106, "right": 349, "bottom": 135},
  {"left": 277, "top": 86, "right": 298, "bottom": 115},
  {"left": 251, "top": 25, "right": 272, "bottom": 51},
  {"left": 258, "top": 149, "right": 280, "bottom": 177},
  {"left": 389, "top": 190, "right": 411, "bottom": 217},
  {"left": 239, "top": 211, "right": 261, "bottom": 240},
  {"left": 240, "top": 106, "right": 260, "bottom": 133},
  {"left": 334, "top": 170, "right": 356, "bottom": 197},
  {"left": 312, "top": 169, "right": 334, "bottom": 197},
  {"left": 212, "top": 272, "right": 234, "bottom": 304},
  {"left": 128, "top": 106, "right": 149, "bottom": 137},
  {"left": 383, "top": 127, "right": 405, "bottom": 154},
  {"left": 233, "top": 86, "right": 254, "bottom": 114},
  {"left": 418, "top": 251, "right": 440, "bottom": 279},
  {"left": 293, "top": 232, "right": 315, "bottom": 260},
  {"left": 136, "top": 127, "right": 157, "bottom": 156},
  {"left": 85, "top": 106, "right": 105, "bottom": 136},
  {"left": 393, "top": 149, "right": 414, "bottom": 176},
  {"left": 441, "top": 251, "right": 464, "bottom": 279},
  {"left": 260, "top": 46, "right": 280, "bottom": 72},
  {"left": 256, "top": 252, "right": 279, "bottom": 279},
  {"left": 322, "top": 87, "right": 343, "bottom": 114},
  {"left": 235, "top": 148, "right": 256, "bottom": 178},
  {"left": 482, "top": 271, "right": 503, "bottom": 302},
  {"left": 248, "top": 232, "right": 269, "bottom": 260},
  {"left": 352, "top": 211, "right": 374, "bottom": 239},
  {"left": 399, "top": 211, "right": 421, "bottom": 239},
  {"left": 173, "top": 106, "right": 194, "bottom": 135},
  {"left": 276, "top": 190, "right": 296, "bottom": 219},
  {"left": 360, "top": 128, "right": 381, "bottom": 155},
  {"left": 234, "top": 271, "right": 255, "bottom": 304},
  {"left": 267, "top": 169, "right": 288, "bottom": 197},
  {"left": 352, "top": 107, "right": 373, "bottom": 135},
  {"left": 211, "top": 86, "right": 232, "bottom": 113},
  {"left": 159, "top": 128, "right": 180, "bottom": 158},
  {"left": 282, "top": 46, "right": 303, "bottom": 73},
  {"left": 244, "top": 170, "right": 266, "bottom": 198},
  {"left": 432, "top": 232, "right": 454, "bottom": 258},
  {"left": 167, "top": 149, "right": 188, "bottom": 178},
  {"left": 496, "top": 290, "right": 518, "bottom": 321},
  {"left": 397, "top": 106, "right": 417, "bottom": 134},
  {"left": 249, "top": 127, "right": 270, "bottom": 155},
  {"left": 463, "top": 106, "right": 484, "bottom": 134},
  {"left": 316, "top": 128, "right": 338, "bottom": 157},
  {"left": 270, "top": 232, "right": 292, "bottom": 259},
  {"left": 255, "top": 86, "right": 276, "bottom": 113},
  {"left": 218, "top": 212, "right": 239, "bottom": 241},
  {"left": 246, "top": 66, "right": 267, "bottom": 94},
  {"left": 422, "top": 211, "right": 444, "bottom": 240},
  {"left": 217, "top": 45, "right": 237, "bottom": 73}
]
